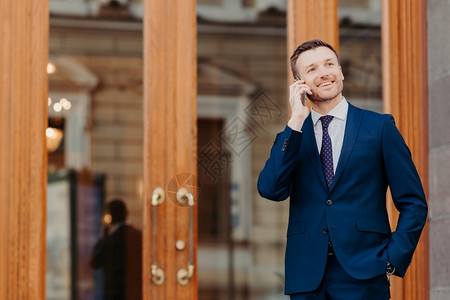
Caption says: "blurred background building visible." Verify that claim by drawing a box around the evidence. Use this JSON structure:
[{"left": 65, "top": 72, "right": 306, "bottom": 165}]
[{"left": 41, "top": 0, "right": 449, "bottom": 299}]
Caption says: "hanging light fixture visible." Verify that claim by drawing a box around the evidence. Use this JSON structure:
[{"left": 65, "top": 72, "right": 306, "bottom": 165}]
[
  {"left": 46, "top": 127, "right": 63, "bottom": 152},
  {"left": 47, "top": 61, "right": 56, "bottom": 74},
  {"left": 60, "top": 98, "right": 72, "bottom": 110}
]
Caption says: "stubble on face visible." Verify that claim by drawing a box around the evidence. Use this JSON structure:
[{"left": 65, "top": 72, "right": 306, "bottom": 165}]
[{"left": 307, "top": 86, "right": 338, "bottom": 103}]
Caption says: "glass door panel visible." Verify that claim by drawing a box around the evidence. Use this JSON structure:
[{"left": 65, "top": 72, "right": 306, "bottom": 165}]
[
  {"left": 338, "top": 0, "right": 382, "bottom": 112},
  {"left": 46, "top": 10, "right": 144, "bottom": 299},
  {"left": 196, "top": 1, "right": 289, "bottom": 299}
]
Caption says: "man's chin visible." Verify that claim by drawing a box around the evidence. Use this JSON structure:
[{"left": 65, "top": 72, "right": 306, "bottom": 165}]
[
  {"left": 308, "top": 96, "right": 335, "bottom": 103},
  {"left": 308, "top": 92, "right": 342, "bottom": 103}
]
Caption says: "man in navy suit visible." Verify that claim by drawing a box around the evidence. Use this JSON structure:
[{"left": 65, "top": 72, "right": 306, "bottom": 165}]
[{"left": 257, "top": 39, "right": 427, "bottom": 299}]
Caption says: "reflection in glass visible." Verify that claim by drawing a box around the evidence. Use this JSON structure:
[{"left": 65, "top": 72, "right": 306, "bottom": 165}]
[
  {"left": 46, "top": 3, "right": 144, "bottom": 298},
  {"left": 46, "top": 172, "right": 73, "bottom": 300},
  {"left": 89, "top": 199, "right": 142, "bottom": 299},
  {"left": 197, "top": 1, "right": 289, "bottom": 299},
  {"left": 339, "top": 0, "right": 382, "bottom": 112}
]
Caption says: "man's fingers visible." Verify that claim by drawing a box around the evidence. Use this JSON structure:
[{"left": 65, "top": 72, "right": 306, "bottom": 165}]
[
  {"left": 289, "top": 82, "right": 297, "bottom": 94},
  {"left": 289, "top": 81, "right": 311, "bottom": 108},
  {"left": 294, "top": 84, "right": 311, "bottom": 96}
]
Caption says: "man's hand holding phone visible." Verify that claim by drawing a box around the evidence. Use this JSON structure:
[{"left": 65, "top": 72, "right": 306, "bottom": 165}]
[{"left": 287, "top": 78, "right": 311, "bottom": 131}]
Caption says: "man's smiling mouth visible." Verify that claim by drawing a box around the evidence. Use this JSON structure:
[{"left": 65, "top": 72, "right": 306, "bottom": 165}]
[{"left": 318, "top": 81, "right": 333, "bottom": 87}]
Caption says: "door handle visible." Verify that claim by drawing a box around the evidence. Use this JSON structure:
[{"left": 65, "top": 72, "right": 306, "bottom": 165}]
[
  {"left": 176, "top": 188, "right": 195, "bottom": 286},
  {"left": 151, "top": 187, "right": 165, "bottom": 285},
  {"left": 151, "top": 264, "right": 165, "bottom": 286},
  {"left": 177, "top": 264, "right": 194, "bottom": 286},
  {"left": 176, "top": 187, "right": 194, "bottom": 206}
]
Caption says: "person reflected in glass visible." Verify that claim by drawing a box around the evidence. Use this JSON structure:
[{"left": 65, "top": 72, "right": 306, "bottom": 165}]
[{"left": 90, "top": 199, "right": 142, "bottom": 300}]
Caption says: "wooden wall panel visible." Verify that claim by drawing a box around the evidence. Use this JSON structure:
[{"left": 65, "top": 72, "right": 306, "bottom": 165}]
[
  {"left": 382, "top": 0, "right": 429, "bottom": 299},
  {"left": 0, "top": 0, "right": 48, "bottom": 298},
  {"left": 287, "top": 0, "right": 338, "bottom": 117},
  {"left": 287, "top": 0, "right": 339, "bottom": 61},
  {"left": 143, "top": 0, "right": 197, "bottom": 299}
]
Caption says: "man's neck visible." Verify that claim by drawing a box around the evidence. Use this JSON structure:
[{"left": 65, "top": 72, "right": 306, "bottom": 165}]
[{"left": 311, "top": 95, "right": 343, "bottom": 115}]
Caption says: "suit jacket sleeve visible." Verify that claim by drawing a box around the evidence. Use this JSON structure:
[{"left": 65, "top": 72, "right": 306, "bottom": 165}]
[
  {"left": 382, "top": 115, "right": 428, "bottom": 277},
  {"left": 257, "top": 126, "right": 303, "bottom": 201},
  {"left": 89, "top": 237, "right": 106, "bottom": 269}
]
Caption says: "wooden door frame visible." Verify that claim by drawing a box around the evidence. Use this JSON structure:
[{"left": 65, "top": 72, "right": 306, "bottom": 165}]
[
  {"left": 0, "top": 0, "right": 48, "bottom": 298},
  {"left": 143, "top": 0, "right": 198, "bottom": 299},
  {"left": 382, "top": 0, "right": 429, "bottom": 299}
]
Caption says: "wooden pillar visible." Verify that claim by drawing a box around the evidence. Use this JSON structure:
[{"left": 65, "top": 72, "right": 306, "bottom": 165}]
[
  {"left": 0, "top": 0, "right": 48, "bottom": 299},
  {"left": 143, "top": 0, "right": 198, "bottom": 299},
  {"left": 286, "top": 0, "right": 339, "bottom": 116},
  {"left": 287, "top": 0, "right": 339, "bottom": 59},
  {"left": 382, "top": 0, "right": 429, "bottom": 299}
]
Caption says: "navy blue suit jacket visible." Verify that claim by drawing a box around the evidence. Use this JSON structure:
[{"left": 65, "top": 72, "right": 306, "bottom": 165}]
[{"left": 257, "top": 103, "right": 427, "bottom": 295}]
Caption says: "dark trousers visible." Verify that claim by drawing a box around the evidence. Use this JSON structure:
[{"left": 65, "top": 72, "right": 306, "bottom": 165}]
[{"left": 290, "top": 254, "right": 390, "bottom": 300}]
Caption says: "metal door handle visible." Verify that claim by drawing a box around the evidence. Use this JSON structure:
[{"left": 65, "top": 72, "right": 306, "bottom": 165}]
[
  {"left": 151, "top": 264, "right": 165, "bottom": 286},
  {"left": 152, "top": 186, "right": 165, "bottom": 205},
  {"left": 177, "top": 264, "right": 194, "bottom": 286},
  {"left": 176, "top": 188, "right": 195, "bottom": 285},
  {"left": 151, "top": 187, "right": 165, "bottom": 285},
  {"left": 176, "top": 188, "right": 194, "bottom": 206}
]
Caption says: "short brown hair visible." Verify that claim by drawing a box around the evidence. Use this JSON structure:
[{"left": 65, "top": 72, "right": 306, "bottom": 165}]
[
  {"left": 290, "top": 39, "right": 339, "bottom": 79},
  {"left": 106, "top": 198, "right": 128, "bottom": 223}
]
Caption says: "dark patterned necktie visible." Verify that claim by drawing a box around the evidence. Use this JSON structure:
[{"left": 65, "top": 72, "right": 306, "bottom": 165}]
[{"left": 320, "top": 115, "right": 334, "bottom": 189}]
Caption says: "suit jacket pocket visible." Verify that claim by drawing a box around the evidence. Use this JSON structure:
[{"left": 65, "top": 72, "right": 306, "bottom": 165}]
[
  {"left": 287, "top": 221, "right": 306, "bottom": 237},
  {"left": 356, "top": 218, "right": 391, "bottom": 236}
]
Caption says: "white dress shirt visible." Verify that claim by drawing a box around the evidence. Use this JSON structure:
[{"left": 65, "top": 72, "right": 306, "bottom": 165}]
[{"left": 311, "top": 98, "right": 349, "bottom": 173}]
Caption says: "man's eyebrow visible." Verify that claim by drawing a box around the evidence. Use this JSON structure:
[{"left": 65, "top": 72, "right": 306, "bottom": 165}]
[{"left": 305, "top": 58, "right": 336, "bottom": 69}]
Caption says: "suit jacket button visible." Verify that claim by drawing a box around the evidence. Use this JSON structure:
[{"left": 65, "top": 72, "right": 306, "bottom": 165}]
[
  {"left": 326, "top": 199, "right": 333, "bottom": 206},
  {"left": 281, "top": 139, "right": 288, "bottom": 151},
  {"left": 322, "top": 228, "right": 329, "bottom": 235}
]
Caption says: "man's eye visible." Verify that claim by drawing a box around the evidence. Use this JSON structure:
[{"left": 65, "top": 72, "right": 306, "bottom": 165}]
[
  {"left": 327, "top": 63, "right": 334, "bottom": 66},
  {"left": 307, "top": 68, "right": 315, "bottom": 73}
]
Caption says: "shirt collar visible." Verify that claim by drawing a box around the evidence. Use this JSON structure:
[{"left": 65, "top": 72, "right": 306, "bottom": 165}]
[
  {"left": 311, "top": 97, "right": 348, "bottom": 126},
  {"left": 108, "top": 221, "right": 130, "bottom": 235}
]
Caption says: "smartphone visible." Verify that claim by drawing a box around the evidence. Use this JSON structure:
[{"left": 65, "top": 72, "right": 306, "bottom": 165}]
[{"left": 295, "top": 77, "right": 307, "bottom": 106}]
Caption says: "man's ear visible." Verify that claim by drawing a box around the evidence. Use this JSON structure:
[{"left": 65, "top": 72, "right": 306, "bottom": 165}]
[{"left": 339, "top": 66, "right": 344, "bottom": 80}]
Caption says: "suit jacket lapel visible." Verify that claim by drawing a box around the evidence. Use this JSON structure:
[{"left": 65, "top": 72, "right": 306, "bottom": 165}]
[
  {"left": 330, "top": 103, "right": 364, "bottom": 191},
  {"left": 301, "top": 115, "right": 328, "bottom": 190}
]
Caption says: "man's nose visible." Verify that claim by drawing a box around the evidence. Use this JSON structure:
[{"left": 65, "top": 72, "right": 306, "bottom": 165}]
[{"left": 317, "top": 65, "right": 329, "bottom": 77}]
